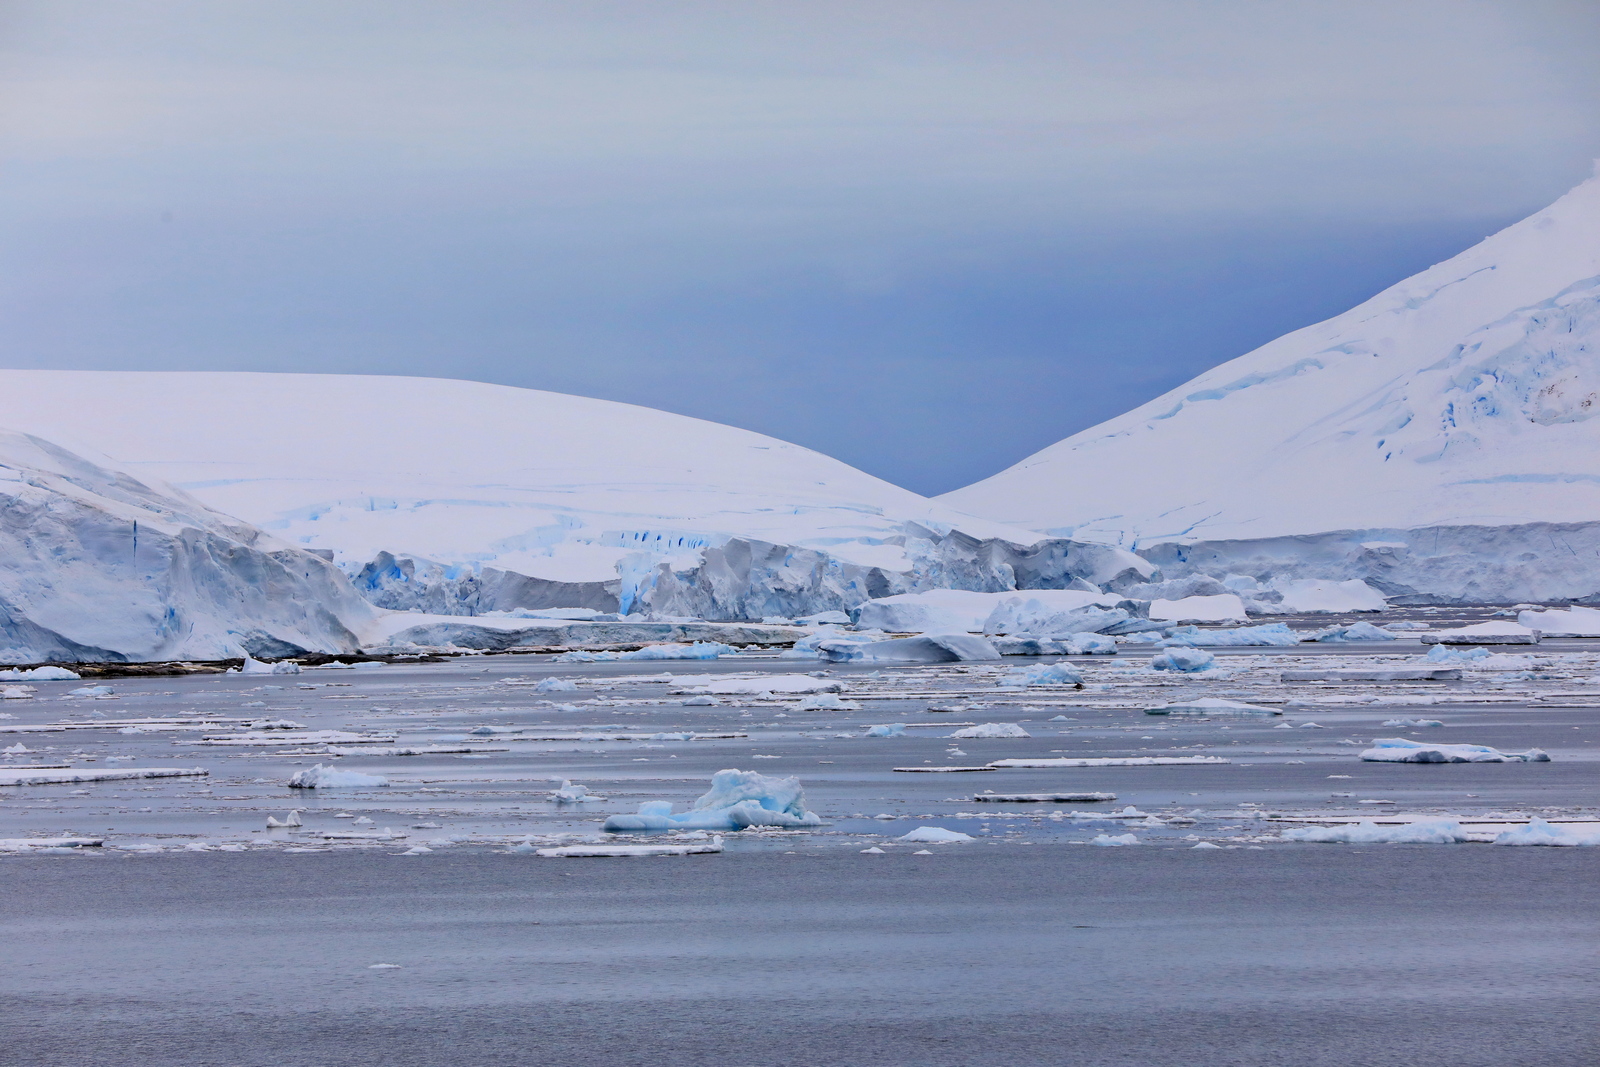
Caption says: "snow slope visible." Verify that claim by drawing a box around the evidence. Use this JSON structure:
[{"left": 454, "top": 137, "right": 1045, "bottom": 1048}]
[
  {"left": 943, "top": 171, "right": 1600, "bottom": 600},
  {"left": 0, "top": 430, "right": 372, "bottom": 663},
  {"left": 0, "top": 372, "right": 1145, "bottom": 619}
]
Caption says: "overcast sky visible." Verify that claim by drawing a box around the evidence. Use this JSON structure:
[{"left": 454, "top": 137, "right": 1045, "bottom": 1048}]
[{"left": 3, "top": 1, "right": 1598, "bottom": 494}]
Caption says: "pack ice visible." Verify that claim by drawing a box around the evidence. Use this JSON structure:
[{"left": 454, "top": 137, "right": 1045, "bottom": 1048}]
[
  {"left": 943, "top": 169, "right": 1600, "bottom": 604},
  {"left": 0, "top": 430, "right": 371, "bottom": 664},
  {"left": 0, "top": 370, "right": 1147, "bottom": 623}
]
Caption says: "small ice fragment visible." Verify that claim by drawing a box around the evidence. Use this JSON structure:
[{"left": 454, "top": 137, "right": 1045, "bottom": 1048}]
[
  {"left": 860, "top": 847, "right": 886, "bottom": 854},
  {"left": 898, "top": 826, "right": 973, "bottom": 843}
]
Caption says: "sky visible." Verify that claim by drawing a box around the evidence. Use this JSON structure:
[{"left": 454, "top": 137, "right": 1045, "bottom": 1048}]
[{"left": 2, "top": 2, "right": 1598, "bottom": 496}]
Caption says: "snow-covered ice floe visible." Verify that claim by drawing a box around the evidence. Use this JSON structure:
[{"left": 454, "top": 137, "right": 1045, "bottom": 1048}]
[
  {"left": 1145, "top": 698, "right": 1280, "bottom": 716},
  {"left": 987, "top": 756, "right": 1230, "bottom": 769},
  {"left": 0, "top": 766, "right": 208, "bottom": 787},
  {"left": 601, "top": 769, "right": 822, "bottom": 832},
  {"left": 1516, "top": 605, "right": 1600, "bottom": 637},
  {"left": 286, "top": 763, "right": 391, "bottom": 788},
  {"left": 1359, "top": 738, "right": 1550, "bottom": 763},
  {"left": 1422, "top": 622, "right": 1540, "bottom": 646},
  {"left": 1493, "top": 818, "right": 1600, "bottom": 846},
  {"left": 0, "top": 836, "right": 104, "bottom": 851},
  {"left": 947, "top": 723, "right": 1031, "bottom": 739},
  {"left": 1281, "top": 819, "right": 1472, "bottom": 844},
  {"left": 817, "top": 632, "right": 998, "bottom": 663},
  {"left": 556, "top": 642, "right": 734, "bottom": 663},
  {"left": 1161, "top": 623, "right": 1300, "bottom": 647},
  {"left": 898, "top": 826, "right": 974, "bottom": 843},
  {"left": 535, "top": 838, "right": 725, "bottom": 858}
]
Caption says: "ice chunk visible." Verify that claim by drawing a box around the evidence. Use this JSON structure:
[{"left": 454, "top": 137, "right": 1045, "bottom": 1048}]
[
  {"left": 1308, "top": 621, "right": 1396, "bottom": 642},
  {"left": 536, "top": 838, "right": 725, "bottom": 858},
  {"left": 287, "top": 763, "right": 391, "bottom": 788},
  {"left": 1424, "top": 644, "right": 1489, "bottom": 663},
  {"left": 1381, "top": 717, "right": 1445, "bottom": 728},
  {"left": 1423, "top": 621, "right": 1540, "bottom": 645},
  {"left": 817, "top": 633, "right": 999, "bottom": 663},
  {"left": 997, "top": 662, "right": 1082, "bottom": 687},
  {"left": 1516, "top": 605, "right": 1600, "bottom": 637},
  {"left": 0, "top": 686, "right": 34, "bottom": 699},
  {"left": 794, "top": 693, "right": 859, "bottom": 711},
  {"left": 534, "top": 678, "right": 579, "bottom": 692},
  {"left": 557, "top": 641, "right": 735, "bottom": 663},
  {"left": 677, "top": 675, "right": 841, "bottom": 695},
  {"left": 1494, "top": 818, "right": 1600, "bottom": 846},
  {"left": 864, "top": 723, "right": 907, "bottom": 737},
  {"left": 1359, "top": 738, "right": 1551, "bottom": 763},
  {"left": 796, "top": 610, "right": 851, "bottom": 626},
  {"left": 240, "top": 656, "right": 302, "bottom": 675},
  {"left": 1273, "top": 579, "right": 1387, "bottom": 614},
  {"left": 601, "top": 769, "right": 822, "bottom": 832},
  {"left": 898, "top": 826, "right": 974, "bottom": 843},
  {"left": 1145, "top": 698, "right": 1280, "bottom": 716},
  {"left": 1090, "top": 833, "right": 1140, "bottom": 846},
  {"left": 1161, "top": 623, "right": 1300, "bottom": 647},
  {"left": 1059, "top": 632, "right": 1117, "bottom": 655},
  {"left": 1280, "top": 818, "right": 1470, "bottom": 844},
  {"left": 549, "top": 780, "right": 597, "bottom": 802},
  {"left": 948, "top": 723, "right": 1031, "bottom": 739},
  {"left": 1149, "top": 595, "right": 1245, "bottom": 623},
  {"left": 1150, "top": 647, "right": 1216, "bottom": 672},
  {"left": 66, "top": 685, "right": 113, "bottom": 697},
  {"left": 265, "top": 809, "right": 303, "bottom": 828},
  {"left": 981, "top": 598, "right": 1129, "bottom": 636},
  {"left": 0, "top": 666, "right": 80, "bottom": 680}
]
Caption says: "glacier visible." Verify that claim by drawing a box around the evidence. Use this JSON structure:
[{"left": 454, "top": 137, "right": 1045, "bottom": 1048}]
[
  {"left": 0, "top": 370, "right": 1149, "bottom": 625},
  {"left": 942, "top": 169, "right": 1600, "bottom": 604},
  {"left": 0, "top": 429, "right": 372, "bottom": 664}
]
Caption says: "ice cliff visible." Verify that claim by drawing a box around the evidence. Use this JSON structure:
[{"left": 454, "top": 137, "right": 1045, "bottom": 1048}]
[
  {"left": 0, "top": 371, "right": 1145, "bottom": 621},
  {"left": 942, "top": 169, "right": 1600, "bottom": 603},
  {"left": 0, "top": 430, "right": 372, "bottom": 663}
]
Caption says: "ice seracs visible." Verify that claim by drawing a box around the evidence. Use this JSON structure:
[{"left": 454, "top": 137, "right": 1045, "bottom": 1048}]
[{"left": 943, "top": 170, "right": 1600, "bottom": 604}]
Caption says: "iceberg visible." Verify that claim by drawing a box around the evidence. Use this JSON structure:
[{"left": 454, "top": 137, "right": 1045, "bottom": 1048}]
[
  {"left": 857, "top": 589, "right": 1122, "bottom": 634},
  {"left": 1149, "top": 595, "right": 1245, "bottom": 623},
  {"left": 864, "top": 723, "right": 907, "bottom": 737},
  {"left": 948, "top": 723, "right": 1031, "bottom": 739},
  {"left": 996, "top": 662, "right": 1082, "bottom": 688},
  {"left": 979, "top": 597, "right": 1129, "bottom": 636},
  {"left": 240, "top": 656, "right": 302, "bottom": 675},
  {"left": 1308, "top": 621, "right": 1396, "bottom": 642},
  {"left": 286, "top": 763, "right": 391, "bottom": 788},
  {"left": 601, "top": 769, "right": 822, "bottom": 832},
  {"left": 1493, "top": 818, "right": 1600, "bottom": 846},
  {"left": 898, "top": 826, "right": 974, "bottom": 843},
  {"left": 1423, "top": 622, "right": 1541, "bottom": 645},
  {"left": 1280, "top": 819, "right": 1471, "bottom": 844},
  {"left": 1423, "top": 644, "right": 1489, "bottom": 664},
  {"left": 816, "top": 632, "right": 999, "bottom": 663},
  {"left": 1161, "top": 623, "right": 1300, "bottom": 647},
  {"left": 1060, "top": 632, "right": 1117, "bottom": 655},
  {"left": 555, "top": 641, "right": 734, "bottom": 663},
  {"left": 1150, "top": 647, "right": 1217, "bottom": 672},
  {"left": 1271, "top": 580, "right": 1388, "bottom": 614},
  {"left": 1516, "top": 605, "right": 1600, "bottom": 637},
  {"left": 1359, "top": 738, "right": 1551, "bottom": 763}
]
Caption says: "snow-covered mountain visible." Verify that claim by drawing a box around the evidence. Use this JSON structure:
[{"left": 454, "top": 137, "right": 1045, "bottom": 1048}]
[
  {"left": 0, "top": 429, "right": 373, "bottom": 663},
  {"left": 943, "top": 170, "right": 1600, "bottom": 603},
  {"left": 0, "top": 372, "right": 1145, "bottom": 620}
]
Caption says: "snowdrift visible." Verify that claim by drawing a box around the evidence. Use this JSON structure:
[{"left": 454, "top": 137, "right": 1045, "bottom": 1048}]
[
  {"left": 943, "top": 170, "right": 1600, "bottom": 603},
  {"left": 0, "top": 430, "right": 371, "bottom": 664},
  {"left": 0, "top": 371, "right": 1145, "bottom": 621}
]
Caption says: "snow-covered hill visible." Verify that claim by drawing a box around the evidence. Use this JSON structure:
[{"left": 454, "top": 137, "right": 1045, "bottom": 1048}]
[
  {"left": 0, "top": 430, "right": 373, "bottom": 663},
  {"left": 943, "top": 170, "right": 1600, "bottom": 602},
  {"left": 0, "top": 372, "right": 1145, "bottom": 619}
]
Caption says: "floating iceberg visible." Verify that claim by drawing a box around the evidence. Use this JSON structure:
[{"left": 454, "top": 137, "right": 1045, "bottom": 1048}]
[
  {"left": 534, "top": 677, "right": 579, "bottom": 692},
  {"left": 898, "top": 826, "right": 973, "bottom": 843},
  {"left": 1359, "top": 738, "right": 1551, "bottom": 763},
  {"left": 1516, "top": 605, "right": 1600, "bottom": 637},
  {"left": 1145, "top": 698, "right": 1280, "bottom": 716},
  {"left": 1272, "top": 580, "right": 1388, "bottom": 614},
  {"left": 1161, "top": 623, "right": 1300, "bottom": 647},
  {"left": 549, "top": 780, "right": 597, "bottom": 802},
  {"left": 948, "top": 723, "right": 1031, "bottom": 739},
  {"left": 1423, "top": 644, "right": 1489, "bottom": 664},
  {"left": 0, "top": 665, "right": 80, "bottom": 680},
  {"left": 795, "top": 693, "right": 858, "bottom": 711},
  {"left": 1423, "top": 622, "right": 1540, "bottom": 645},
  {"left": 864, "top": 723, "right": 907, "bottom": 737},
  {"left": 556, "top": 642, "right": 734, "bottom": 663},
  {"left": 1381, "top": 717, "right": 1445, "bottom": 728},
  {"left": 816, "top": 633, "right": 999, "bottom": 663},
  {"left": 1308, "top": 621, "right": 1396, "bottom": 642},
  {"left": 1148, "top": 595, "right": 1245, "bottom": 623},
  {"left": 1280, "top": 819, "right": 1470, "bottom": 844},
  {"left": 1090, "top": 833, "right": 1140, "bottom": 846},
  {"left": 286, "top": 763, "right": 391, "bottom": 788},
  {"left": 1494, "top": 818, "right": 1600, "bottom": 846},
  {"left": 997, "top": 662, "right": 1082, "bottom": 688},
  {"left": 1060, "top": 632, "right": 1117, "bottom": 655},
  {"left": 240, "top": 656, "right": 301, "bottom": 675},
  {"left": 980, "top": 597, "right": 1129, "bottom": 637},
  {"left": 1150, "top": 647, "right": 1217, "bottom": 672},
  {"left": 601, "top": 769, "right": 822, "bottom": 832}
]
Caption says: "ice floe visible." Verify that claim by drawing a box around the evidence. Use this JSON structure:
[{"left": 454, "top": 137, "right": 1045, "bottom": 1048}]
[
  {"left": 1359, "top": 738, "right": 1551, "bottom": 763},
  {"left": 286, "top": 764, "right": 392, "bottom": 788},
  {"left": 601, "top": 769, "right": 822, "bottom": 832}
]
